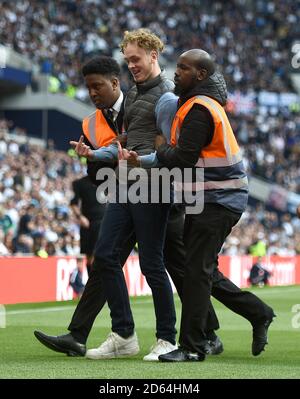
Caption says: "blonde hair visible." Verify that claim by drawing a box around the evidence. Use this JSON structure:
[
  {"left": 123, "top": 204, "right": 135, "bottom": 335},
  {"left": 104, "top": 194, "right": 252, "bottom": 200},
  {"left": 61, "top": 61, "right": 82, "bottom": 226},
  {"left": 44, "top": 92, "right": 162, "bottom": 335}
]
[{"left": 120, "top": 28, "right": 164, "bottom": 54}]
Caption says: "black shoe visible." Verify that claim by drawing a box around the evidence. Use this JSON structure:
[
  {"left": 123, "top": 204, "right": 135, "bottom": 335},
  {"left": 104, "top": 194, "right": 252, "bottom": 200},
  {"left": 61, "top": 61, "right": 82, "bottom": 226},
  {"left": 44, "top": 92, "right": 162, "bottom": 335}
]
[
  {"left": 204, "top": 336, "right": 224, "bottom": 355},
  {"left": 34, "top": 331, "right": 86, "bottom": 357},
  {"left": 252, "top": 316, "right": 275, "bottom": 356},
  {"left": 159, "top": 348, "right": 205, "bottom": 362}
]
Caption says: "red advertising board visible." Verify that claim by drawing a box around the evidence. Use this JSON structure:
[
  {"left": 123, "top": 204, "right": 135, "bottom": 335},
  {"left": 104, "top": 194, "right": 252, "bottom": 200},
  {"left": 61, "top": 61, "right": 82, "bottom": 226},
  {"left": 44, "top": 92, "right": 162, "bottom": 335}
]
[
  {"left": 0, "top": 257, "right": 57, "bottom": 304},
  {"left": 0, "top": 255, "right": 299, "bottom": 305}
]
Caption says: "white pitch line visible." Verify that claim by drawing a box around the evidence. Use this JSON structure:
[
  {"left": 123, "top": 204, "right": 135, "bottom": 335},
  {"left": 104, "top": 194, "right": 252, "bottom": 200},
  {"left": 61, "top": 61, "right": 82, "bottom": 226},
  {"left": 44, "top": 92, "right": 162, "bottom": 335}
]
[
  {"left": 5, "top": 286, "right": 299, "bottom": 315},
  {"left": 7, "top": 306, "right": 76, "bottom": 315},
  {"left": 6, "top": 299, "right": 156, "bottom": 315},
  {"left": 248, "top": 286, "right": 300, "bottom": 296}
]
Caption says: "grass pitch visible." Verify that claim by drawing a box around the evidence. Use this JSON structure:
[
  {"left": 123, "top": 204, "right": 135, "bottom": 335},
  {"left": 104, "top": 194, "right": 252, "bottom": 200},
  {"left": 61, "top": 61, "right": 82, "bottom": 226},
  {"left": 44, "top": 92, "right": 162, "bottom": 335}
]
[{"left": 0, "top": 285, "right": 299, "bottom": 379}]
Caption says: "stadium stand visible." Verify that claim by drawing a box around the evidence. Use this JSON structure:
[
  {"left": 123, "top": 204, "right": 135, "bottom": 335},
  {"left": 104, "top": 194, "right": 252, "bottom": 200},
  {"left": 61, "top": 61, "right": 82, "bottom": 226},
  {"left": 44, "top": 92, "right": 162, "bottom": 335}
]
[
  {"left": 0, "top": 117, "right": 85, "bottom": 256},
  {"left": 0, "top": 0, "right": 299, "bottom": 257},
  {"left": 0, "top": 0, "right": 297, "bottom": 94}
]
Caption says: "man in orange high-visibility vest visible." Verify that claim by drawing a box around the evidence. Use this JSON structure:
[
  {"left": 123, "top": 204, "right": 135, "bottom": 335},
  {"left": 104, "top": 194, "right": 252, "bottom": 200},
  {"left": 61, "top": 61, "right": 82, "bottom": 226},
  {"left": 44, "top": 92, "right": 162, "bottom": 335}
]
[
  {"left": 157, "top": 49, "right": 275, "bottom": 362},
  {"left": 34, "top": 53, "right": 222, "bottom": 360},
  {"left": 78, "top": 56, "right": 125, "bottom": 185},
  {"left": 34, "top": 56, "right": 135, "bottom": 357}
]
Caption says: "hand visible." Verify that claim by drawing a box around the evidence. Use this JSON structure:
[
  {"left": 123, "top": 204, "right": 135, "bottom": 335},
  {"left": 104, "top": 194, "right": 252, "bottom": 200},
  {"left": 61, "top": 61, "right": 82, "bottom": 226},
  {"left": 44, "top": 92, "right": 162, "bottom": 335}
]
[
  {"left": 70, "top": 136, "right": 94, "bottom": 160},
  {"left": 112, "top": 134, "right": 127, "bottom": 147},
  {"left": 79, "top": 215, "right": 90, "bottom": 228},
  {"left": 155, "top": 134, "right": 167, "bottom": 149},
  {"left": 127, "top": 151, "right": 141, "bottom": 167},
  {"left": 117, "top": 141, "right": 126, "bottom": 160},
  {"left": 117, "top": 141, "right": 141, "bottom": 167},
  {"left": 116, "top": 141, "right": 132, "bottom": 160},
  {"left": 117, "top": 142, "right": 140, "bottom": 166}
]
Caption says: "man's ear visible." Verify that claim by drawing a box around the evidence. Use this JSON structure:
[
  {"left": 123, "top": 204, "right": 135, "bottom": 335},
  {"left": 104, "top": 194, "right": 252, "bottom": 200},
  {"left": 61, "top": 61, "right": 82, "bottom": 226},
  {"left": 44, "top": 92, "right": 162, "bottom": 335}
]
[
  {"left": 111, "top": 77, "right": 119, "bottom": 90},
  {"left": 150, "top": 50, "right": 158, "bottom": 63},
  {"left": 197, "top": 68, "right": 208, "bottom": 81}
]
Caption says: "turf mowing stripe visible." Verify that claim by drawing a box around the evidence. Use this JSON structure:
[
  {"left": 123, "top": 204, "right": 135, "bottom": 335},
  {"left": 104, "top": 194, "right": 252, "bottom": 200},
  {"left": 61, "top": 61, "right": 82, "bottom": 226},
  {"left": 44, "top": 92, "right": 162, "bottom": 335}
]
[
  {"left": 249, "top": 286, "right": 300, "bottom": 295},
  {"left": 5, "top": 286, "right": 299, "bottom": 315},
  {"left": 6, "top": 306, "right": 77, "bottom": 315},
  {"left": 6, "top": 299, "right": 156, "bottom": 315}
]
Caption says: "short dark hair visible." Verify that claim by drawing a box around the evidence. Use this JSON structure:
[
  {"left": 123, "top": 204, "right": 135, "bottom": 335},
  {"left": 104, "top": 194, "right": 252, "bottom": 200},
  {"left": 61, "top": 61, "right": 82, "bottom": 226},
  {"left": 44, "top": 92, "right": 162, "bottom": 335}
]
[{"left": 82, "top": 56, "right": 121, "bottom": 78}]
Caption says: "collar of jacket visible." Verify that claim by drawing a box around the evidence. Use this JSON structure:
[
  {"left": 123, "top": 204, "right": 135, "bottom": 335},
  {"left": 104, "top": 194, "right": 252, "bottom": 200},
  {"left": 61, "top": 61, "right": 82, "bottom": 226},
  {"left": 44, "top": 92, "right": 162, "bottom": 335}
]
[
  {"left": 179, "top": 72, "right": 228, "bottom": 107},
  {"left": 136, "top": 71, "right": 166, "bottom": 93}
]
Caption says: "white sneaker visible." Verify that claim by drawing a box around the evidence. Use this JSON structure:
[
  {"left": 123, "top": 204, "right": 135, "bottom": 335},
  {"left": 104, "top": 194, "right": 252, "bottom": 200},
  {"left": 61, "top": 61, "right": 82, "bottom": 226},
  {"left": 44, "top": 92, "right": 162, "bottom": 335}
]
[
  {"left": 143, "top": 339, "right": 177, "bottom": 361},
  {"left": 86, "top": 332, "right": 139, "bottom": 360}
]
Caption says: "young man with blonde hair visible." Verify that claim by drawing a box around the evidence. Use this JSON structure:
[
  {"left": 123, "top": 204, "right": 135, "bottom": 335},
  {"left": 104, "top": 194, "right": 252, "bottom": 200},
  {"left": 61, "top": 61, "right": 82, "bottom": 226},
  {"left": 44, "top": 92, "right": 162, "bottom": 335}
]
[
  {"left": 33, "top": 48, "right": 222, "bottom": 361},
  {"left": 85, "top": 29, "right": 178, "bottom": 361}
]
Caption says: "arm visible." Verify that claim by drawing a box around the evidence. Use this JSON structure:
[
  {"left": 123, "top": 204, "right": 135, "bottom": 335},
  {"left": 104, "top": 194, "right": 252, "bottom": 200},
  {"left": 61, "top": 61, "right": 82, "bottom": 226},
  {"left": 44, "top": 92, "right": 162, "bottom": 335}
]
[
  {"left": 70, "top": 180, "right": 90, "bottom": 228},
  {"left": 119, "top": 147, "right": 163, "bottom": 168},
  {"left": 70, "top": 204, "right": 90, "bottom": 228},
  {"left": 91, "top": 144, "right": 118, "bottom": 163},
  {"left": 69, "top": 134, "right": 117, "bottom": 186},
  {"left": 138, "top": 152, "right": 160, "bottom": 168},
  {"left": 137, "top": 134, "right": 167, "bottom": 168},
  {"left": 156, "top": 104, "right": 214, "bottom": 169},
  {"left": 69, "top": 136, "right": 117, "bottom": 163},
  {"left": 115, "top": 141, "right": 161, "bottom": 168}
]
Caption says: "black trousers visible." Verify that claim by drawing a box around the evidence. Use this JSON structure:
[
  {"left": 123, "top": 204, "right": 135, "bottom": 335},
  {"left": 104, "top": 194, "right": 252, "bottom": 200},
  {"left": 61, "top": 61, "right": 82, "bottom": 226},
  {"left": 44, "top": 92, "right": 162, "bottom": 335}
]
[
  {"left": 163, "top": 205, "right": 219, "bottom": 336},
  {"left": 80, "top": 219, "right": 102, "bottom": 256},
  {"left": 179, "top": 203, "right": 274, "bottom": 354},
  {"left": 92, "top": 201, "right": 176, "bottom": 343},
  {"left": 68, "top": 204, "right": 219, "bottom": 343}
]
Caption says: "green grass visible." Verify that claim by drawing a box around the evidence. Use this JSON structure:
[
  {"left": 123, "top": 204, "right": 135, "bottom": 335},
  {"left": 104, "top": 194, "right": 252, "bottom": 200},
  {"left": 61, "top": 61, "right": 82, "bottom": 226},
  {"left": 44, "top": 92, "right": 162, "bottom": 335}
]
[{"left": 0, "top": 285, "right": 300, "bottom": 379}]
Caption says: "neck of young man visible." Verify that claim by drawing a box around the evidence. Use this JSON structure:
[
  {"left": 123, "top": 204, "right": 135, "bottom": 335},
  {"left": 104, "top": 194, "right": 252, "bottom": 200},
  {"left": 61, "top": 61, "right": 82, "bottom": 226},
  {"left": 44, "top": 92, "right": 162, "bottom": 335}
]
[{"left": 142, "top": 65, "right": 162, "bottom": 84}]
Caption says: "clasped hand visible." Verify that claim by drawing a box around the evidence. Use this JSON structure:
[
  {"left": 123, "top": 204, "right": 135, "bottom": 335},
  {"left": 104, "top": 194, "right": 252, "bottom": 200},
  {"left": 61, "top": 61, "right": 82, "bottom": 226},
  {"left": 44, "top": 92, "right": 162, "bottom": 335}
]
[{"left": 117, "top": 142, "right": 140, "bottom": 167}]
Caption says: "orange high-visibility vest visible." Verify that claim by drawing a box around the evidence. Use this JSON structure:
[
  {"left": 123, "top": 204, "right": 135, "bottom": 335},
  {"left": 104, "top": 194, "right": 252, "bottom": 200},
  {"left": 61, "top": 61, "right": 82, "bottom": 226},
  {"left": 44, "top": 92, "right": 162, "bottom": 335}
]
[
  {"left": 170, "top": 95, "right": 248, "bottom": 192},
  {"left": 82, "top": 109, "right": 116, "bottom": 150}
]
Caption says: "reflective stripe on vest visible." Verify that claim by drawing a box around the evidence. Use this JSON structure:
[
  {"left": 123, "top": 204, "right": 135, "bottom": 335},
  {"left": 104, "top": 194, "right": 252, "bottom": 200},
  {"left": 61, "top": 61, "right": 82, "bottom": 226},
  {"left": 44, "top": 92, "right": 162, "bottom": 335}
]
[
  {"left": 82, "top": 109, "right": 116, "bottom": 149},
  {"left": 174, "top": 176, "right": 248, "bottom": 192},
  {"left": 170, "top": 95, "right": 247, "bottom": 191}
]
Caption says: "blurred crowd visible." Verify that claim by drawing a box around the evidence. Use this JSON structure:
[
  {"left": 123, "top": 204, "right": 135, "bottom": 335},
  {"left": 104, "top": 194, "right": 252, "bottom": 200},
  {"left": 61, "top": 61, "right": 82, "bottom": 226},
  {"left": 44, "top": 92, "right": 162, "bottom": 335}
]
[
  {"left": 1, "top": 0, "right": 299, "bottom": 192},
  {"left": 0, "top": 0, "right": 300, "bottom": 256},
  {"left": 0, "top": 0, "right": 298, "bottom": 96},
  {"left": 0, "top": 119, "right": 86, "bottom": 256},
  {"left": 231, "top": 108, "right": 300, "bottom": 193},
  {"left": 0, "top": 118, "right": 300, "bottom": 256},
  {"left": 222, "top": 203, "right": 300, "bottom": 256}
]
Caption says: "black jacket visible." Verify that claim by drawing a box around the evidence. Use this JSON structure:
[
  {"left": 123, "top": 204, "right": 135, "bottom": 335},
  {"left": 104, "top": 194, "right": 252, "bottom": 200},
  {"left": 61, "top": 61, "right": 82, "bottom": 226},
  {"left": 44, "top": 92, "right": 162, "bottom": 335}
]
[
  {"left": 157, "top": 72, "right": 227, "bottom": 168},
  {"left": 70, "top": 176, "right": 105, "bottom": 220}
]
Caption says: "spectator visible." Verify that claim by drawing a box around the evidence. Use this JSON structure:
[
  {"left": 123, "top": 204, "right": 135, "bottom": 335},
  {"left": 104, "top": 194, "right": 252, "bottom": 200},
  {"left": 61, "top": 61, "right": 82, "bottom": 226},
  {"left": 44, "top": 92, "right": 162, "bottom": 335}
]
[
  {"left": 0, "top": 229, "right": 10, "bottom": 255},
  {"left": 69, "top": 256, "right": 86, "bottom": 298},
  {"left": 248, "top": 233, "right": 267, "bottom": 258},
  {"left": 249, "top": 257, "right": 272, "bottom": 287}
]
